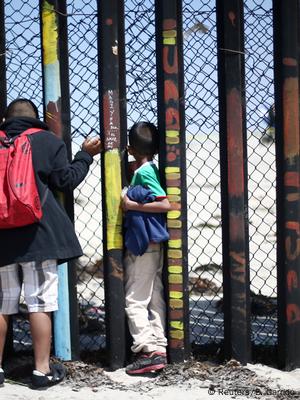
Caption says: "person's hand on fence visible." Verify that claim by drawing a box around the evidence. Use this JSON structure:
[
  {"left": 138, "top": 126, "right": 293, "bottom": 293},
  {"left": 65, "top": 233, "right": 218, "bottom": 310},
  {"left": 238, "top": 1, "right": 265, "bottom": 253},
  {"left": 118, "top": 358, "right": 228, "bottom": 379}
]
[{"left": 82, "top": 136, "right": 102, "bottom": 156}]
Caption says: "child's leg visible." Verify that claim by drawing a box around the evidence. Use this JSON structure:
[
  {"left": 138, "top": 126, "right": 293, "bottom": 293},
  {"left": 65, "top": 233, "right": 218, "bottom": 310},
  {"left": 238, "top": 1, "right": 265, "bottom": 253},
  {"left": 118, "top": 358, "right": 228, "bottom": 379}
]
[
  {"left": 0, "top": 315, "right": 9, "bottom": 366},
  {"left": 29, "top": 312, "right": 52, "bottom": 373},
  {"left": 125, "top": 245, "right": 161, "bottom": 354},
  {"left": 148, "top": 248, "right": 167, "bottom": 353},
  {"left": 22, "top": 260, "right": 58, "bottom": 374},
  {"left": 0, "top": 264, "right": 22, "bottom": 366}
]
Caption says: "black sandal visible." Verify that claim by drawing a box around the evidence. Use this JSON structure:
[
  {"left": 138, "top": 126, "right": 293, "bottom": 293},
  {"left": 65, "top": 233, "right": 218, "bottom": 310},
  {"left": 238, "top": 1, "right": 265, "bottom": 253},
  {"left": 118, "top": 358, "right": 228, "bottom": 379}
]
[{"left": 31, "top": 363, "right": 66, "bottom": 389}]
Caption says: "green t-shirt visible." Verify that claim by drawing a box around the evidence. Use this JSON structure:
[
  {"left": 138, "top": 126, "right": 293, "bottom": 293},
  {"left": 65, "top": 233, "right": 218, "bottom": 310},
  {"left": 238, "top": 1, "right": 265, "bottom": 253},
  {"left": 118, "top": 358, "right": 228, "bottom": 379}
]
[{"left": 130, "top": 161, "right": 166, "bottom": 199}]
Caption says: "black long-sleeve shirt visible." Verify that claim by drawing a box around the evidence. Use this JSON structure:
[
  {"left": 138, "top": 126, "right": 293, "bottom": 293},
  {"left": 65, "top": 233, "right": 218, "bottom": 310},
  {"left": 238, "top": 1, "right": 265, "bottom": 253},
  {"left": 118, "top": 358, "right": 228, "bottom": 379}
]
[{"left": 0, "top": 117, "right": 93, "bottom": 266}]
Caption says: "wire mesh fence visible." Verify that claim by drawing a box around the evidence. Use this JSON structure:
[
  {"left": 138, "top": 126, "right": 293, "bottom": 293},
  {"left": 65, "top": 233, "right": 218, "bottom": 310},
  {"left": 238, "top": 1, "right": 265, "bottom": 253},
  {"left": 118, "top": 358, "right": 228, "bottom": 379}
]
[
  {"left": 244, "top": 0, "right": 277, "bottom": 346},
  {"left": 3, "top": 0, "right": 277, "bottom": 356}
]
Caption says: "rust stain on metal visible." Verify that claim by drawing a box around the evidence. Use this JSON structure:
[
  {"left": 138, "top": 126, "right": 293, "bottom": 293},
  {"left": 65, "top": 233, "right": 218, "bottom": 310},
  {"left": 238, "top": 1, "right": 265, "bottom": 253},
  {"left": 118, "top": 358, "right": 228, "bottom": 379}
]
[
  {"left": 283, "top": 77, "right": 299, "bottom": 159},
  {"left": 283, "top": 57, "right": 297, "bottom": 66},
  {"left": 228, "top": 11, "right": 236, "bottom": 26},
  {"left": 163, "top": 19, "right": 176, "bottom": 30},
  {"left": 227, "top": 88, "right": 244, "bottom": 196}
]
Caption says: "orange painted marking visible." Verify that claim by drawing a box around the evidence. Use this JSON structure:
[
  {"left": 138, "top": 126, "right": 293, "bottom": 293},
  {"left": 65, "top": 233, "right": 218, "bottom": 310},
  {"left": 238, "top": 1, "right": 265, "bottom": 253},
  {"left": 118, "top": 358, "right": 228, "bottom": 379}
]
[
  {"left": 287, "top": 304, "right": 300, "bottom": 324},
  {"left": 287, "top": 270, "right": 298, "bottom": 293}
]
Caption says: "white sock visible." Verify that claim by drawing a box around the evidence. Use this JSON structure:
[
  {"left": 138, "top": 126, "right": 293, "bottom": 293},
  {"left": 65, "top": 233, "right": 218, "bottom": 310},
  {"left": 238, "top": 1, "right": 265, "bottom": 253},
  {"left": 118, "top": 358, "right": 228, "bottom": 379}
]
[{"left": 32, "top": 370, "right": 46, "bottom": 376}]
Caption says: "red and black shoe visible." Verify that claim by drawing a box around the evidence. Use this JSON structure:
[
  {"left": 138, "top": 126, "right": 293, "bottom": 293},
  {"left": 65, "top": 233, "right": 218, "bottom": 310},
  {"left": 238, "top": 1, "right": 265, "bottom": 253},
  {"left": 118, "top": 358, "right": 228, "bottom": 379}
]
[{"left": 126, "top": 352, "right": 167, "bottom": 375}]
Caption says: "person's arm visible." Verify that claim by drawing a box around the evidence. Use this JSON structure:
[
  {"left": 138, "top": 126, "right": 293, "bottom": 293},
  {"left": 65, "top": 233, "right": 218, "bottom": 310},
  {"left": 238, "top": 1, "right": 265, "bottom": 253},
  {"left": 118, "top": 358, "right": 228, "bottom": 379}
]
[
  {"left": 49, "top": 137, "right": 102, "bottom": 192},
  {"left": 122, "top": 195, "right": 171, "bottom": 213}
]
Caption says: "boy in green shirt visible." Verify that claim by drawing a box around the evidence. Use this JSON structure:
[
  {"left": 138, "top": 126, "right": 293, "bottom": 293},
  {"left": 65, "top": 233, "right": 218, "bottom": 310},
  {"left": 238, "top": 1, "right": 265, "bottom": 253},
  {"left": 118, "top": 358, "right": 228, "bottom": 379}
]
[{"left": 122, "top": 122, "right": 171, "bottom": 374}]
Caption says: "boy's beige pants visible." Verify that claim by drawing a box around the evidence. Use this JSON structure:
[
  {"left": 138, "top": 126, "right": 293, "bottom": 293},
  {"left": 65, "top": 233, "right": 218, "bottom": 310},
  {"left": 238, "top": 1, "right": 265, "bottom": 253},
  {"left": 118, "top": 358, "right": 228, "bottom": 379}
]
[{"left": 124, "top": 244, "right": 168, "bottom": 353}]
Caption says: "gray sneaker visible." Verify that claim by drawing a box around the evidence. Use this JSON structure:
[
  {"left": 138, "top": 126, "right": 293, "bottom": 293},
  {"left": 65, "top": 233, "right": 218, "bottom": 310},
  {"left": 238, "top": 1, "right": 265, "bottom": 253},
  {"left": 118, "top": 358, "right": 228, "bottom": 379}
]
[{"left": 126, "top": 352, "right": 167, "bottom": 375}]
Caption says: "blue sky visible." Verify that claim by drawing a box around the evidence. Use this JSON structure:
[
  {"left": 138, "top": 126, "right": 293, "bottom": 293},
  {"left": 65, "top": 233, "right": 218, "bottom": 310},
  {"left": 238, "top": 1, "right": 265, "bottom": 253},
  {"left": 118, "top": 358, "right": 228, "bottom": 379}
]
[{"left": 3, "top": 0, "right": 274, "bottom": 138}]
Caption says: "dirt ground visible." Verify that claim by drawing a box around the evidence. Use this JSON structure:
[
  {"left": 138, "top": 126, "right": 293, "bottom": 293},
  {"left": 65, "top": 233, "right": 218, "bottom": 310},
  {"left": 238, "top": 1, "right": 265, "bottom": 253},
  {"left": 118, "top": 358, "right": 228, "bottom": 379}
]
[{"left": 2, "top": 356, "right": 300, "bottom": 400}]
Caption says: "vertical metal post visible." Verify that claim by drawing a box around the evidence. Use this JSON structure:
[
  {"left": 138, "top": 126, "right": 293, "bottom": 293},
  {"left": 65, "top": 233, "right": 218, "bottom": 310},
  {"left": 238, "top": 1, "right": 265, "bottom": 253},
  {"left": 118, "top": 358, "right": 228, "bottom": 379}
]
[
  {"left": 40, "top": 0, "right": 78, "bottom": 360},
  {"left": 155, "top": 0, "right": 190, "bottom": 363},
  {"left": 274, "top": 0, "right": 300, "bottom": 370},
  {"left": 0, "top": 0, "right": 13, "bottom": 362},
  {"left": 0, "top": 0, "right": 7, "bottom": 119},
  {"left": 98, "top": 0, "right": 127, "bottom": 369},
  {"left": 216, "top": 0, "right": 251, "bottom": 364}
]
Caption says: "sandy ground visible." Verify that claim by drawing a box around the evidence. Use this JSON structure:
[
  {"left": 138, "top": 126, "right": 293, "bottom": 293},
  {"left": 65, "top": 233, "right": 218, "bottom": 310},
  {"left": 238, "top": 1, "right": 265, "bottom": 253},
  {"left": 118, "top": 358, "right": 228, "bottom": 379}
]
[{"left": 1, "top": 363, "right": 300, "bottom": 400}]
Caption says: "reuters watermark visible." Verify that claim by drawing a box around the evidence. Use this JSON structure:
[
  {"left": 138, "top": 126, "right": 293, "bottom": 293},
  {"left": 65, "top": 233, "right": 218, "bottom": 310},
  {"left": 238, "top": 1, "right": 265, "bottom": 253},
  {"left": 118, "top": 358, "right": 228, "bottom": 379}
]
[{"left": 208, "top": 387, "right": 296, "bottom": 397}]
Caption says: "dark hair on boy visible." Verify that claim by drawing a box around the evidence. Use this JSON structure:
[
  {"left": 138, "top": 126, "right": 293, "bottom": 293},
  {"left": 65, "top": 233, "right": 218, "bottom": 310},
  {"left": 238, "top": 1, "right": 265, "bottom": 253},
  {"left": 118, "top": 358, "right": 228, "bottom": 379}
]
[
  {"left": 129, "top": 121, "right": 159, "bottom": 157},
  {"left": 4, "top": 98, "right": 39, "bottom": 119}
]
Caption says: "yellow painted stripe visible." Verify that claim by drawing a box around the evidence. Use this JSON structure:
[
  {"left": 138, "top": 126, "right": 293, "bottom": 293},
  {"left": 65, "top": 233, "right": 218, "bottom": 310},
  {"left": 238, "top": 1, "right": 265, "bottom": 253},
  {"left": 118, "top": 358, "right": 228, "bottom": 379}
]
[
  {"left": 168, "top": 249, "right": 182, "bottom": 259},
  {"left": 42, "top": 1, "right": 58, "bottom": 65},
  {"left": 170, "top": 321, "right": 183, "bottom": 330},
  {"left": 166, "top": 137, "right": 180, "bottom": 144},
  {"left": 166, "top": 130, "right": 179, "bottom": 137},
  {"left": 168, "top": 210, "right": 181, "bottom": 219},
  {"left": 166, "top": 167, "right": 180, "bottom": 174},
  {"left": 169, "top": 274, "right": 183, "bottom": 284},
  {"left": 170, "top": 299, "right": 183, "bottom": 308},
  {"left": 170, "top": 291, "right": 183, "bottom": 299},
  {"left": 167, "top": 187, "right": 181, "bottom": 195},
  {"left": 163, "top": 38, "right": 176, "bottom": 45},
  {"left": 168, "top": 266, "right": 183, "bottom": 274},
  {"left": 168, "top": 195, "right": 181, "bottom": 202},
  {"left": 168, "top": 239, "right": 182, "bottom": 249},
  {"left": 105, "top": 150, "right": 123, "bottom": 250},
  {"left": 170, "top": 330, "right": 184, "bottom": 340},
  {"left": 167, "top": 173, "right": 180, "bottom": 180},
  {"left": 163, "top": 30, "right": 177, "bottom": 38},
  {"left": 167, "top": 220, "right": 182, "bottom": 228}
]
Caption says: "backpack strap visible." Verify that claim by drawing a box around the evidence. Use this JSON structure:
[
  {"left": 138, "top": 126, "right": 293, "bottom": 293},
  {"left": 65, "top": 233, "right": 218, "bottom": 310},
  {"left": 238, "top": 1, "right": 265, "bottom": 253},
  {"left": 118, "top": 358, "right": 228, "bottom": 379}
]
[{"left": 20, "top": 128, "right": 44, "bottom": 136}]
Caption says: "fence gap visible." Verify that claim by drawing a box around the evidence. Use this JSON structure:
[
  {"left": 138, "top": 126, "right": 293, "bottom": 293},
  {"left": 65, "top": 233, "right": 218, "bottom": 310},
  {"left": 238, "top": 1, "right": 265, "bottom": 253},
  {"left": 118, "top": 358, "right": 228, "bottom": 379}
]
[
  {"left": 98, "top": 0, "right": 127, "bottom": 370},
  {"left": 216, "top": 0, "right": 251, "bottom": 364},
  {"left": 155, "top": 0, "right": 190, "bottom": 363},
  {"left": 274, "top": 0, "right": 300, "bottom": 371},
  {"left": 40, "top": 0, "right": 78, "bottom": 360}
]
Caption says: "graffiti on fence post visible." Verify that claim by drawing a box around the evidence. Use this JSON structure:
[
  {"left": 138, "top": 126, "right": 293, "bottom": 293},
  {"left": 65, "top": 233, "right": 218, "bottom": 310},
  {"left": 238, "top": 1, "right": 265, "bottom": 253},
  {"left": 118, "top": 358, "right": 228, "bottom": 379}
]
[
  {"left": 98, "top": 0, "right": 127, "bottom": 369},
  {"left": 216, "top": 0, "right": 251, "bottom": 365},
  {"left": 274, "top": 0, "right": 300, "bottom": 370},
  {"left": 156, "top": 0, "right": 190, "bottom": 362}
]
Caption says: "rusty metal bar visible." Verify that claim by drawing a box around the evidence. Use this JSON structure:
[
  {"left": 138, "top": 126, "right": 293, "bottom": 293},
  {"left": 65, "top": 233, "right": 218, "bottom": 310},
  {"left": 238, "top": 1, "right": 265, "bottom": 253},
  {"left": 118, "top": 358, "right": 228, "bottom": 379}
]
[
  {"left": 274, "top": 0, "right": 300, "bottom": 370},
  {"left": 155, "top": 0, "right": 190, "bottom": 363},
  {"left": 98, "top": 0, "right": 127, "bottom": 369},
  {"left": 216, "top": 0, "right": 251, "bottom": 364}
]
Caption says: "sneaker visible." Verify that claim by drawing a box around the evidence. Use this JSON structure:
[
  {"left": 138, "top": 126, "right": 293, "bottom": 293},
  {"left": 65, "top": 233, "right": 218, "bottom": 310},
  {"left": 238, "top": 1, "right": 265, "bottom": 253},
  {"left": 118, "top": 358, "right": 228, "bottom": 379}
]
[
  {"left": 31, "top": 363, "right": 66, "bottom": 389},
  {"left": 0, "top": 368, "right": 4, "bottom": 385},
  {"left": 126, "top": 351, "right": 167, "bottom": 375}
]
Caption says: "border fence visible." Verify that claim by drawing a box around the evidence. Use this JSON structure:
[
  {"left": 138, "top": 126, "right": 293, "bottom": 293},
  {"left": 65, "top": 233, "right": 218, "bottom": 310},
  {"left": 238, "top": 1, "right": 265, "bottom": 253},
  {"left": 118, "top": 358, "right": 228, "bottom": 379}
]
[{"left": 2, "top": 0, "right": 300, "bottom": 371}]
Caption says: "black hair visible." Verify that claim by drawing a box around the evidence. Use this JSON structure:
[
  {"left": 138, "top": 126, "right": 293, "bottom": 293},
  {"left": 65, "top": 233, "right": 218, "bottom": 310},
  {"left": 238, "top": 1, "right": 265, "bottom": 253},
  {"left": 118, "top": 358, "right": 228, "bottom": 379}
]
[
  {"left": 128, "top": 121, "right": 159, "bottom": 157},
  {"left": 4, "top": 98, "right": 39, "bottom": 119}
]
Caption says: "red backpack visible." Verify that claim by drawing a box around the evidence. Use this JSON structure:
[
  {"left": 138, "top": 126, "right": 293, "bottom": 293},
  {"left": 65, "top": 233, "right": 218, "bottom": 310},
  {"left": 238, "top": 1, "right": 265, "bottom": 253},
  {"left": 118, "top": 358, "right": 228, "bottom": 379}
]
[{"left": 0, "top": 128, "right": 44, "bottom": 229}]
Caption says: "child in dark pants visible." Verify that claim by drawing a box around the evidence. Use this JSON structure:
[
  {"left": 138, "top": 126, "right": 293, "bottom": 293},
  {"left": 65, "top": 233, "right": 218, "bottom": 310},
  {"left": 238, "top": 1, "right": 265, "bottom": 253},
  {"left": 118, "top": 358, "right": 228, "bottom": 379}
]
[
  {"left": 122, "top": 122, "right": 171, "bottom": 374},
  {"left": 0, "top": 99, "right": 101, "bottom": 388}
]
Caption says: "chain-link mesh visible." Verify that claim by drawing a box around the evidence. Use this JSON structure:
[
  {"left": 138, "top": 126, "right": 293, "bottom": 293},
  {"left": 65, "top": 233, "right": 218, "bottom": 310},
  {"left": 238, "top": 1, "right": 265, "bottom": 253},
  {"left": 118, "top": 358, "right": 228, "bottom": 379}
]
[
  {"left": 4, "top": 0, "right": 277, "bottom": 356},
  {"left": 244, "top": 0, "right": 277, "bottom": 346},
  {"left": 66, "top": 1, "right": 105, "bottom": 352},
  {"left": 183, "top": 0, "right": 223, "bottom": 347}
]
